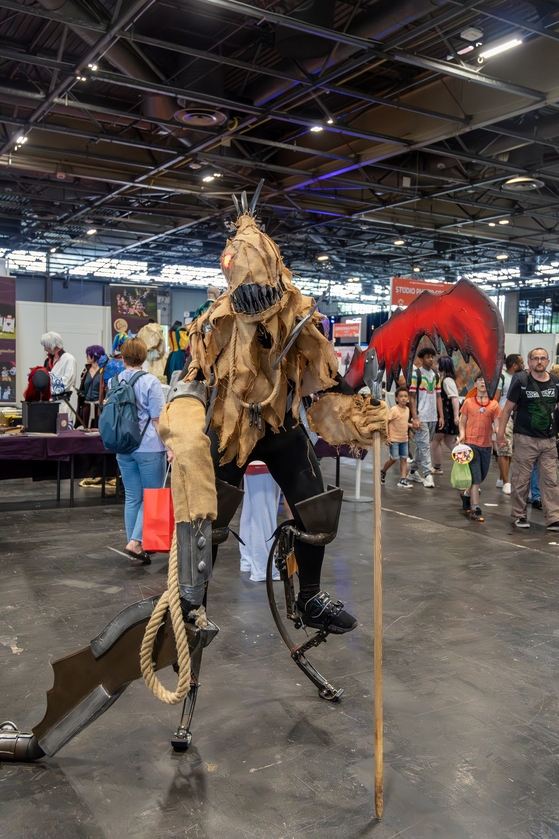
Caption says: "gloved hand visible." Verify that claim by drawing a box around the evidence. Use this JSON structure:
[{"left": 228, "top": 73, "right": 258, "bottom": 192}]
[{"left": 307, "top": 393, "right": 388, "bottom": 449}]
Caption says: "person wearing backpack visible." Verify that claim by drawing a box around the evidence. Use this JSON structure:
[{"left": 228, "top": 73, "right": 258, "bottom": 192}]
[
  {"left": 496, "top": 347, "right": 559, "bottom": 531},
  {"left": 108, "top": 337, "right": 167, "bottom": 565}
]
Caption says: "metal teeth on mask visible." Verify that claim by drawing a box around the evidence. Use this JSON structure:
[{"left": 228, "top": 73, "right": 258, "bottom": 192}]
[{"left": 229, "top": 280, "right": 285, "bottom": 315}]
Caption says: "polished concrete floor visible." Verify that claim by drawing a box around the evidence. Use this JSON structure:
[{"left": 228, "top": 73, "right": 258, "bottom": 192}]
[{"left": 1, "top": 455, "right": 559, "bottom": 839}]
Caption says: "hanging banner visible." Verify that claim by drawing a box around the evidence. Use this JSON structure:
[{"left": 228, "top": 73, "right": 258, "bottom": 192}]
[
  {"left": 391, "top": 278, "right": 452, "bottom": 308},
  {"left": 333, "top": 321, "right": 361, "bottom": 339},
  {"left": 110, "top": 284, "right": 157, "bottom": 339},
  {"left": 0, "top": 276, "right": 16, "bottom": 402}
]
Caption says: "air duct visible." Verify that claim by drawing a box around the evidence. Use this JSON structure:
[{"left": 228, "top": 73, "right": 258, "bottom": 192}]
[
  {"left": 251, "top": 0, "right": 446, "bottom": 107},
  {"left": 275, "top": 0, "right": 335, "bottom": 59}
]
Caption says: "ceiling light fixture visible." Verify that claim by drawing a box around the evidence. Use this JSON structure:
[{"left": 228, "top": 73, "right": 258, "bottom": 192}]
[
  {"left": 326, "top": 118, "right": 334, "bottom": 125},
  {"left": 479, "top": 38, "right": 522, "bottom": 60},
  {"left": 347, "top": 276, "right": 360, "bottom": 282},
  {"left": 50, "top": 247, "right": 57, "bottom": 253},
  {"left": 488, "top": 222, "right": 496, "bottom": 227},
  {"left": 202, "top": 175, "right": 215, "bottom": 182},
  {"left": 316, "top": 254, "right": 329, "bottom": 261},
  {"left": 310, "top": 126, "right": 323, "bottom": 133},
  {"left": 496, "top": 253, "right": 508, "bottom": 260},
  {"left": 86, "top": 228, "right": 97, "bottom": 236},
  {"left": 498, "top": 219, "right": 510, "bottom": 225},
  {"left": 393, "top": 239, "right": 405, "bottom": 246},
  {"left": 503, "top": 175, "right": 545, "bottom": 191},
  {"left": 413, "top": 267, "right": 421, "bottom": 273}
]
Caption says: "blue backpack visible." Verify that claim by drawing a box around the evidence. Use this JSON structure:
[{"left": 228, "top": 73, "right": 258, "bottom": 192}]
[{"left": 98, "top": 371, "right": 149, "bottom": 454}]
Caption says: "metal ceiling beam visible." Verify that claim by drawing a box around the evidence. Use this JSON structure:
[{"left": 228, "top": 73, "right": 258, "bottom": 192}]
[
  {"left": 447, "top": 0, "right": 559, "bottom": 46},
  {"left": 0, "top": 0, "right": 158, "bottom": 156},
  {"left": 196, "top": 0, "right": 546, "bottom": 100},
  {"left": 123, "top": 32, "right": 469, "bottom": 125},
  {"left": 90, "top": 68, "right": 412, "bottom": 147},
  {"left": 0, "top": 0, "right": 107, "bottom": 31}
]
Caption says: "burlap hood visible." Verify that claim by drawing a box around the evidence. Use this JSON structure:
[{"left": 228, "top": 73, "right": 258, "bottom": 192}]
[{"left": 186, "top": 216, "right": 338, "bottom": 466}]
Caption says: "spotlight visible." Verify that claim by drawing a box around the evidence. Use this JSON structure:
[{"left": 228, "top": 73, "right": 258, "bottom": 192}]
[
  {"left": 393, "top": 239, "right": 405, "bottom": 246},
  {"left": 326, "top": 118, "right": 334, "bottom": 125},
  {"left": 316, "top": 254, "right": 329, "bottom": 261},
  {"left": 488, "top": 222, "right": 496, "bottom": 227},
  {"left": 86, "top": 227, "right": 97, "bottom": 236},
  {"left": 347, "top": 276, "right": 360, "bottom": 282},
  {"left": 87, "top": 63, "right": 98, "bottom": 71},
  {"left": 496, "top": 253, "right": 508, "bottom": 260},
  {"left": 498, "top": 219, "right": 510, "bottom": 225},
  {"left": 413, "top": 267, "right": 421, "bottom": 273},
  {"left": 310, "top": 126, "right": 323, "bottom": 133},
  {"left": 15, "top": 135, "right": 27, "bottom": 144},
  {"left": 202, "top": 175, "right": 215, "bottom": 183},
  {"left": 50, "top": 247, "right": 57, "bottom": 253}
]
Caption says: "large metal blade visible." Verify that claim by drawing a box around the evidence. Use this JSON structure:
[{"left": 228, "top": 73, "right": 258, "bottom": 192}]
[
  {"left": 272, "top": 298, "right": 320, "bottom": 370},
  {"left": 250, "top": 179, "right": 265, "bottom": 214}
]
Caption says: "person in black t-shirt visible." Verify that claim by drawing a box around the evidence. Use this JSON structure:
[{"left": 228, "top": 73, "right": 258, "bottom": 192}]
[{"left": 496, "top": 347, "right": 559, "bottom": 530}]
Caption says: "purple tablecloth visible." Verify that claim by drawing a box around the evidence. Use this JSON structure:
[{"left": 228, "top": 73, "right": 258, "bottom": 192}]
[
  {"left": 0, "top": 432, "right": 110, "bottom": 461},
  {"left": 313, "top": 438, "right": 368, "bottom": 460}
]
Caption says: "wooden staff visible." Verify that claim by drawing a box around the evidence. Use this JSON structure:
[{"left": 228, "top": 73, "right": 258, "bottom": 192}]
[
  {"left": 372, "top": 427, "right": 383, "bottom": 819},
  {"left": 363, "top": 348, "right": 384, "bottom": 820}
]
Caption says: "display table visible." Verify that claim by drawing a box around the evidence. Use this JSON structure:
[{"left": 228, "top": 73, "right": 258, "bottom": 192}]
[{"left": 0, "top": 431, "right": 119, "bottom": 508}]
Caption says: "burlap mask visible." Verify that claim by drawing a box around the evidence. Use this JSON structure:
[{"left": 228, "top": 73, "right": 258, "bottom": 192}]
[{"left": 186, "top": 214, "right": 339, "bottom": 466}]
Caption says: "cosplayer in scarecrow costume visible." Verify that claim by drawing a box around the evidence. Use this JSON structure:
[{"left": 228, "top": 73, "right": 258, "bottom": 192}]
[
  {"left": 0, "top": 202, "right": 387, "bottom": 763},
  {"left": 161, "top": 209, "right": 387, "bottom": 634}
]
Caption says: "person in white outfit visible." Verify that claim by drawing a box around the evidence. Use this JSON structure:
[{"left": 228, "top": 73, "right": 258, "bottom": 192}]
[
  {"left": 40, "top": 332, "right": 77, "bottom": 397},
  {"left": 239, "top": 461, "right": 281, "bottom": 582}
]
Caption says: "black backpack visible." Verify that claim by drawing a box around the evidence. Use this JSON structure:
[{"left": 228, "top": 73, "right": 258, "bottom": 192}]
[{"left": 98, "top": 371, "right": 149, "bottom": 454}]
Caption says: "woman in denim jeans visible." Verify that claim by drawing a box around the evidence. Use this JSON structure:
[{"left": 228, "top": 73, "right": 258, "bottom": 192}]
[{"left": 113, "top": 337, "right": 168, "bottom": 566}]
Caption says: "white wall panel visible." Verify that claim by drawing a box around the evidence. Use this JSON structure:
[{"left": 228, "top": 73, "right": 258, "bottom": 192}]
[{"left": 16, "top": 302, "right": 110, "bottom": 403}]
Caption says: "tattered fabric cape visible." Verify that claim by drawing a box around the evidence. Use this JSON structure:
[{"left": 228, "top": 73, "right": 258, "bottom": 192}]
[{"left": 186, "top": 277, "right": 339, "bottom": 467}]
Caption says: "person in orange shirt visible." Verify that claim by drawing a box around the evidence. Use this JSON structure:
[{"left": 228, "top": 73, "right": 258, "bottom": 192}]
[
  {"left": 459, "top": 372, "right": 501, "bottom": 522},
  {"left": 381, "top": 387, "right": 413, "bottom": 488}
]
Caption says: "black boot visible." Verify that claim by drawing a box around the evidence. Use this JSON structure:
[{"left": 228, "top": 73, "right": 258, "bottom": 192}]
[{"left": 296, "top": 591, "right": 357, "bottom": 635}]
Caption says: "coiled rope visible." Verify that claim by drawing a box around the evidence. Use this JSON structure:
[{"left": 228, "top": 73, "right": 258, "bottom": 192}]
[{"left": 140, "top": 531, "right": 206, "bottom": 704}]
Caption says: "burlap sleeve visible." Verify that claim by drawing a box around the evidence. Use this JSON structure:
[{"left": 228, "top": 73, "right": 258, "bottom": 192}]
[
  {"left": 307, "top": 393, "right": 388, "bottom": 449},
  {"left": 158, "top": 399, "right": 217, "bottom": 523}
]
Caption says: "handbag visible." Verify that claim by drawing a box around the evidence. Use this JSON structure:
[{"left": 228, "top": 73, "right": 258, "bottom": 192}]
[
  {"left": 142, "top": 463, "right": 175, "bottom": 551},
  {"left": 451, "top": 459, "right": 472, "bottom": 490},
  {"left": 527, "top": 373, "right": 559, "bottom": 457}
]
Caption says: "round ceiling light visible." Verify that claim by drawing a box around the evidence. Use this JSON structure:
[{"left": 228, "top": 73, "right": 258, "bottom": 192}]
[
  {"left": 174, "top": 107, "right": 227, "bottom": 127},
  {"left": 393, "top": 239, "right": 405, "bottom": 246},
  {"left": 496, "top": 253, "right": 508, "bottom": 260},
  {"left": 502, "top": 175, "right": 545, "bottom": 192}
]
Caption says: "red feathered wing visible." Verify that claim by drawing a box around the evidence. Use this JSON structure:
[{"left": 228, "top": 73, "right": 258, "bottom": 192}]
[{"left": 345, "top": 279, "right": 505, "bottom": 398}]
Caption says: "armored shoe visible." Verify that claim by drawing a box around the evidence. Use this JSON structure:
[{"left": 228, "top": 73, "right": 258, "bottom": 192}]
[
  {"left": 0, "top": 721, "right": 44, "bottom": 762},
  {"left": 296, "top": 591, "right": 357, "bottom": 635}
]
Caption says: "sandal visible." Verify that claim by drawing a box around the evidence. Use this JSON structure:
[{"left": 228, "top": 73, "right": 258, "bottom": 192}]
[
  {"left": 470, "top": 508, "right": 484, "bottom": 522},
  {"left": 125, "top": 549, "right": 151, "bottom": 566}
]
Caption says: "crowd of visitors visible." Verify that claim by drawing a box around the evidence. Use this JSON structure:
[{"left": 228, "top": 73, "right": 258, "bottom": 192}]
[
  {"left": 378, "top": 344, "right": 559, "bottom": 532},
  {"left": 26, "top": 325, "right": 559, "bottom": 554}
]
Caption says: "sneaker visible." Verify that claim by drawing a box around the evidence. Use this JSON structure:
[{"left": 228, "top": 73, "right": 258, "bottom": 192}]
[
  {"left": 295, "top": 591, "right": 357, "bottom": 635},
  {"left": 502, "top": 482, "right": 511, "bottom": 495},
  {"left": 547, "top": 521, "right": 559, "bottom": 532},
  {"left": 406, "top": 456, "right": 414, "bottom": 464},
  {"left": 380, "top": 470, "right": 386, "bottom": 485},
  {"left": 423, "top": 474, "right": 435, "bottom": 488},
  {"left": 496, "top": 479, "right": 504, "bottom": 488},
  {"left": 461, "top": 493, "right": 471, "bottom": 512},
  {"left": 407, "top": 471, "right": 424, "bottom": 483},
  {"left": 470, "top": 507, "right": 484, "bottom": 522},
  {"left": 397, "top": 478, "right": 413, "bottom": 489},
  {"left": 532, "top": 498, "right": 543, "bottom": 510},
  {"left": 431, "top": 467, "right": 444, "bottom": 475},
  {"left": 514, "top": 517, "right": 530, "bottom": 528}
]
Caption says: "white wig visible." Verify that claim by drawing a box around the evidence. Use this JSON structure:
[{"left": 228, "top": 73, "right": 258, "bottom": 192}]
[{"left": 41, "top": 331, "right": 64, "bottom": 351}]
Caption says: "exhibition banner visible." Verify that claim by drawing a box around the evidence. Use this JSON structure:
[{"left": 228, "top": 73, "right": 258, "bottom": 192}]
[
  {"left": 110, "top": 284, "right": 157, "bottom": 339},
  {"left": 0, "top": 276, "right": 16, "bottom": 402},
  {"left": 333, "top": 321, "right": 361, "bottom": 339},
  {"left": 391, "top": 278, "right": 452, "bottom": 308}
]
